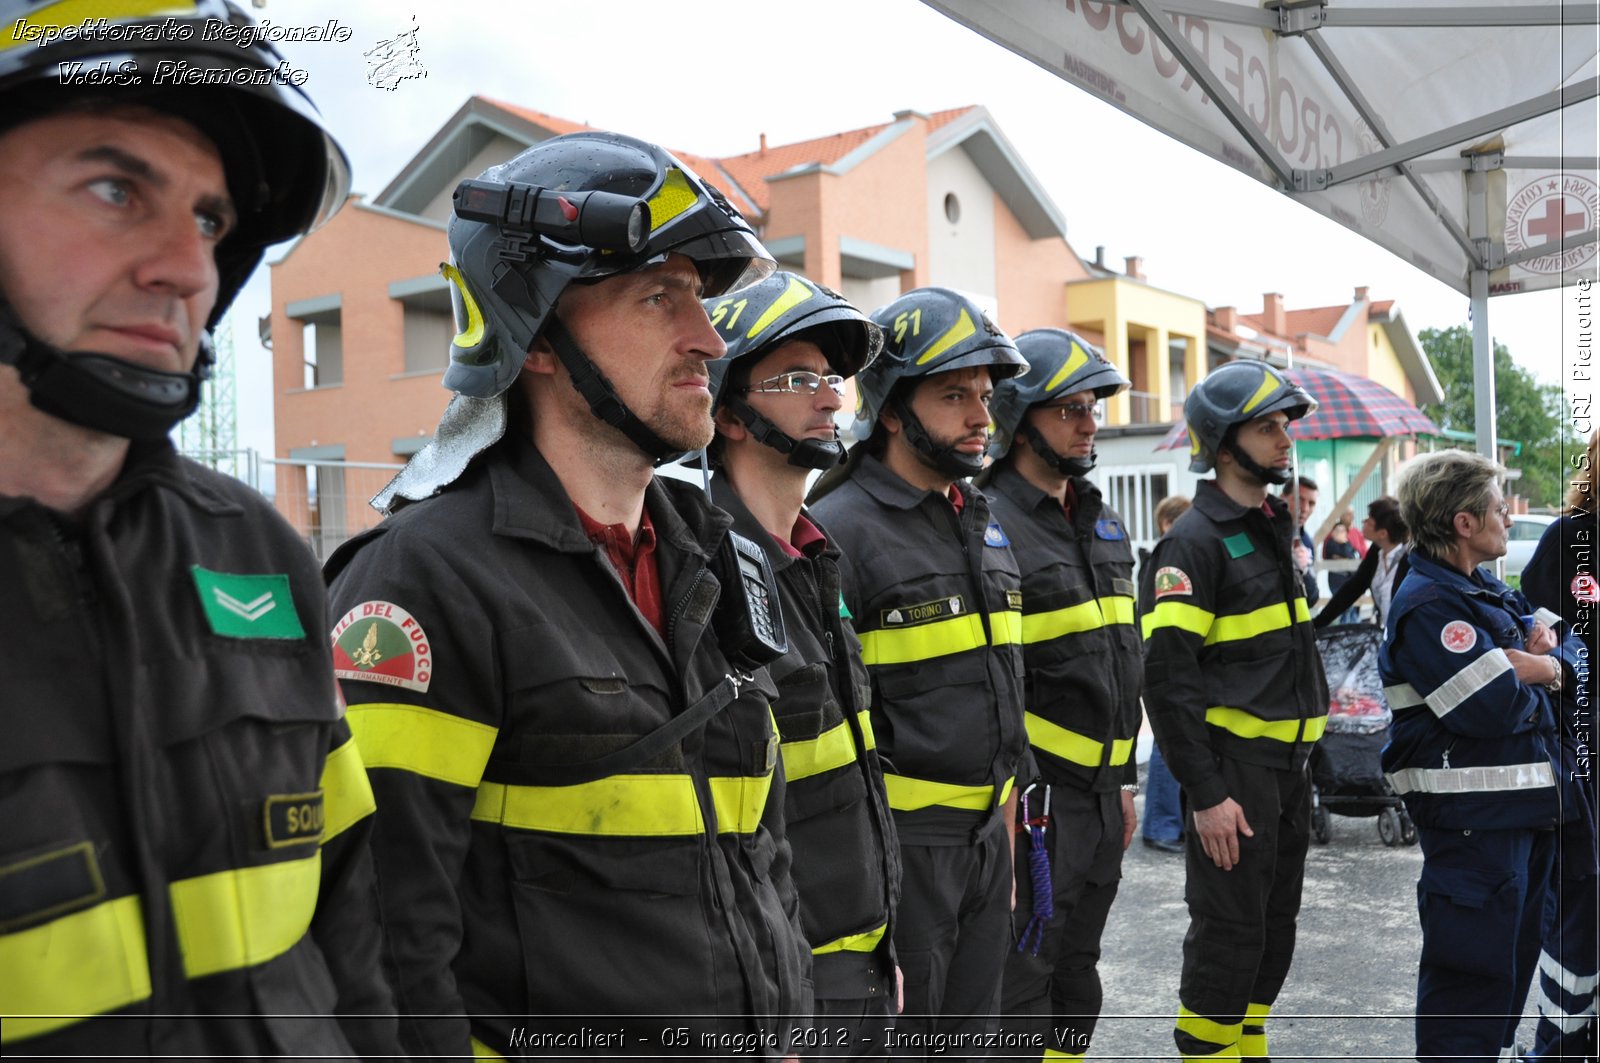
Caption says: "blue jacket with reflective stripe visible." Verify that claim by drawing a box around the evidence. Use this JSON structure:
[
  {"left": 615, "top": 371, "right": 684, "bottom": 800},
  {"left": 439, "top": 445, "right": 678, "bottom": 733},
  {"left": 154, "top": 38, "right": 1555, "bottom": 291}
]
[{"left": 1378, "top": 552, "right": 1560, "bottom": 830}]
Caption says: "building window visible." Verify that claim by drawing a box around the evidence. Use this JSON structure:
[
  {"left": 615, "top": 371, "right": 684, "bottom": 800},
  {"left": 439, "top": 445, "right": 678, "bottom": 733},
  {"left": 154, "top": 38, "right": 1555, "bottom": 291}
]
[
  {"left": 943, "top": 192, "right": 961, "bottom": 224},
  {"left": 286, "top": 298, "right": 343, "bottom": 388},
  {"left": 391, "top": 278, "right": 455, "bottom": 375}
]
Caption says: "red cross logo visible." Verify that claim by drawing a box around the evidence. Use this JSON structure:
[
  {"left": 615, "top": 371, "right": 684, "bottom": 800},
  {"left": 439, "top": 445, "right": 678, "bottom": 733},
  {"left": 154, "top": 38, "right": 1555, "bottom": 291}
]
[
  {"left": 1573, "top": 573, "right": 1599, "bottom": 605},
  {"left": 1440, "top": 620, "right": 1477, "bottom": 654},
  {"left": 1526, "top": 196, "right": 1586, "bottom": 246}
]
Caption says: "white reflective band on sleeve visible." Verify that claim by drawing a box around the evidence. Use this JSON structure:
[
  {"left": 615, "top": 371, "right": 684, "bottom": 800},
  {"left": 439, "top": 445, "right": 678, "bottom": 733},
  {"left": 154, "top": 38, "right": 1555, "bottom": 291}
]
[
  {"left": 1384, "top": 682, "right": 1425, "bottom": 709},
  {"left": 1541, "top": 948, "right": 1600, "bottom": 995},
  {"left": 1424, "top": 648, "right": 1512, "bottom": 718},
  {"left": 1386, "top": 761, "right": 1555, "bottom": 795}
]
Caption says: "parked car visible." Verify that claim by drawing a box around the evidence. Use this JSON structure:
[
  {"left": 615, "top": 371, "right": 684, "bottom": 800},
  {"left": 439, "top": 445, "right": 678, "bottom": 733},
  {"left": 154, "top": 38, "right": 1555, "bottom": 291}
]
[{"left": 1504, "top": 513, "right": 1557, "bottom": 579}]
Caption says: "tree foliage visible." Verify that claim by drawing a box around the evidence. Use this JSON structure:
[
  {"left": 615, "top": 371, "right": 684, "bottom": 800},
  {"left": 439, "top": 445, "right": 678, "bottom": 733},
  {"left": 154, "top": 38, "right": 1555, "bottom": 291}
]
[{"left": 1419, "top": 325, "right": 1563, "bottom": 507}]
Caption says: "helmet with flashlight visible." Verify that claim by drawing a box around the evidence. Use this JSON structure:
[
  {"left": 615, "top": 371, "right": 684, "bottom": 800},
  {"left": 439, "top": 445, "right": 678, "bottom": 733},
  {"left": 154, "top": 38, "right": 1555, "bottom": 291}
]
[
  {"left": 0, "top": 0, "right": 350, "bottom": 441},
  {"left": 375, "top": 131, "right": 774, "bottom": 511},
  {"left": 854, "top": 287, "right": 1027, "bottom": 479},
  {"left": 1183, "top": 359, "right": 1317, "bottom": 482},
  {"left": 988, "top": 328, "right": 1128, "bottom": 475},
  {"left": 703, "top": 272, "right": 881, "bottom": 471}
]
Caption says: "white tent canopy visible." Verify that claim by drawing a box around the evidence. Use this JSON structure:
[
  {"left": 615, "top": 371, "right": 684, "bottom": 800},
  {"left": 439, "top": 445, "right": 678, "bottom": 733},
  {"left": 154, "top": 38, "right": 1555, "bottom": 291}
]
[{"left": 925, "top": 0, "right": 1599, "bottom": 456}]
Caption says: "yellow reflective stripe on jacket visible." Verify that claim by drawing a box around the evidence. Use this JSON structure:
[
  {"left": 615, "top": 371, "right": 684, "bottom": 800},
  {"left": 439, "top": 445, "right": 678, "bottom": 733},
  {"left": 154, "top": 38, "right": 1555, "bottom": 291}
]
[
  {"left": 170, "top": 853, "right": 320, "bottom": 979},
  {"left": 1204, "top": 599, "right": 1310, "bottom": 645},
  {"left": 858, "top": 610, "right": 1023, "bottom": 666},
  {"left": 471, "top": 1036, "right": 506, "bottom": 1059},
  {"left": 1205, "top": 707, "right": 1328, "bottom": 744},
  {"left": 781, "top": 718, "right": 858, "bottom": 782},
  {"left": 1021, "top": 595, "right": 1135, "bottom": 644},
  {"left": 709, "top": 773, "right": 773, "bottom": 835},
  {"left": 812, "top": 920, "right": 888, "bottom": 956},
  {"left": 1142, "top": 600, "right": 1214, "bottom": 640},
  {"left": 883, "top": 774, "right": 1015, "bottom": 812},
  {"left": 472, "top": 774, "right": 771, "bottom": 837},
  {"left": 319, "top": 736, "right": 375, "bottom": 842},
  {"left": 1024, "top": 712, "right": 1133, "bottom": 768},
  {"left": 1, "top": 895, "right": 150, "bottom": 1041},
  {"left": 3, "top": 855, "right": 320, "bottom": 1042},
  {"left": 347, "top": 702, "right": 497, "bottom": 788},
  {"left": 856, "top": 710, "right": 876, "bottom": 751}
]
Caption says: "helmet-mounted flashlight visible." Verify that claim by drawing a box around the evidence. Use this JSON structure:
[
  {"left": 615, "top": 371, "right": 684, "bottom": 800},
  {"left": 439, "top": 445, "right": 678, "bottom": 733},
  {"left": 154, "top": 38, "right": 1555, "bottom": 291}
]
[{"left": 453, "top": 179, "right": 650, "bottom": 253}]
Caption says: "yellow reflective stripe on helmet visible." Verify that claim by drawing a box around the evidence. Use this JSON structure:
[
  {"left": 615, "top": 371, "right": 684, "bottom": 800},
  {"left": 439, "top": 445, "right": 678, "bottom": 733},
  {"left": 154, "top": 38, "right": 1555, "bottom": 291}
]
[
  {"left": 915, "top": 308, "right": 976, "bottom": 364},
  {"left": 1204, "top": 707, "right": 1328, "bottom": 744},
  {"left": 883, "top": 774, "right": 1013, "bottom": 812},
  {"left": 1022, "top": 595, "right": 1135, "bottom": 643},
  {"left": 471, "top": 1037, "right": 507, "bottom": 1059},
  {"left": 0, "top": 895, "right": 150, "bottom": 1041},
  {"left": 1142, "top": 600, "right": 1215, "bottom": 640},
  {"left": 170, "top": 853, "right": 320, "bottom": 979},
  {"left": 709, "top": 773, "right": 773, "bottom": 835},
  {"left": 781, "top": 718, "right": 858, "bottom": 782},
  {"left": 1176, "top": 1005, "right": 1243, "bottom": 1049},
  {"left": 319, "top": 736, "right": 375, "bottom": 843},
  {"left": 1239, "top": 372, "right": 1281, "bottom": 415},
  {"left": 647, "top": 169, "right": 698, "bottom": 231},
  {"left": 1044, "top": 344, "right": 1090, "bottom": 391},
  {"left": 859, "top": 609, "right": 1021, "bottom": 666},
  {"left": 745, "top": 275, "right": 814, "bottom": 339},
  {"left": 347, "top": 702, "right": 497, "bottom": 789},
  {"left": 1024, "top": 712, "right": 1133, "bottom": 768},
  {"left": 0, "top": 0, "right": 196, "bottom": 53},
  {"left": 442, "top": 263, "right": 486, "bottom": 348},
  {"left": 1204, "top": 599, "right": 1309, "bottom": 645},
  {"left": 813, "top": 920, "right": 888, "bottom": 956}
]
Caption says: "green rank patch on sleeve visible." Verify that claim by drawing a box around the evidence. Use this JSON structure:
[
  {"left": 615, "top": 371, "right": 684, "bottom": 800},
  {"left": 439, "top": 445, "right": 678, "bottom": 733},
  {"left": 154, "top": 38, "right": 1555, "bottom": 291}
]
[
  {"left": 1222, "top": 532, "right": 1256, "bottom": 559},
  {"left": 191, "top": 566, "right": 306, "bottom": 640}
]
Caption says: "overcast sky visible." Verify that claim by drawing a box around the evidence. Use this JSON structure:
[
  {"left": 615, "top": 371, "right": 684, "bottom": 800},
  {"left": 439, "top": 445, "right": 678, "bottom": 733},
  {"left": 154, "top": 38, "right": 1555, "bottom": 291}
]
[{"left": 224, "top": 0, "right": 1580, "bottom": 461}]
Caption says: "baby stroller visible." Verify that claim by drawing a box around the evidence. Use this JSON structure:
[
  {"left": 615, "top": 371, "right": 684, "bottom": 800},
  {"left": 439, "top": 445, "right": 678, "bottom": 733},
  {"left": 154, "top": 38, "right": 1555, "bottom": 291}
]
[{"left": 1309, "top": 623, "right": 1417, "bottom": 847}]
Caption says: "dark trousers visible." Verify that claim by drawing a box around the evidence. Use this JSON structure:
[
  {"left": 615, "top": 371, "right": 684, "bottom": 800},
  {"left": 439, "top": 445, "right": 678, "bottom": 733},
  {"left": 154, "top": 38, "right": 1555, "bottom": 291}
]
[
  {"left": 1001, "top": 785, "right": 1124, "bottom": 1057},
  {"left": 890, "top": 824, "right": 1012, "bottom": 1060},
  {"left": 1414, "top": 825, "right": 1556, "bottom": 1063},
  {"left": 1531, "top": 795, "right": 1599, "bottom": 1062},
  {"left": 1174, "top": 757, "right": 1310, "bottom": 1060},
  {"left": 803, "top": 994, "right": 895, "bottom": 1060}
]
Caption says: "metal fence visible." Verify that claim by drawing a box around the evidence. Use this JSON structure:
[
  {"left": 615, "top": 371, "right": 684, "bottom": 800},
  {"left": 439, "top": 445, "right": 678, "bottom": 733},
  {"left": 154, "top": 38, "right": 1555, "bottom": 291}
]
[{"left": 181, "top": 449, "right": 402, "bottom": 560}]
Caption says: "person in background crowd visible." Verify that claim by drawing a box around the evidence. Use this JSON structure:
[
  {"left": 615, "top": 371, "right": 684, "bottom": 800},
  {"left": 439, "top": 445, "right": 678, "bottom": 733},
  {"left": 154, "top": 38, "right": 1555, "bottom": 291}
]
[
  {"left": 703, "top": 271, "right": 902, "bottom": 1058},
  {"left": 1522, "top": 431, "right": 1598, "bottom": 1062},
  {"left": 808, "top": 287, "right": 1029, "bottom": 1057},
  {"left": 1315, "top": 496, "right": 1412, "bottom": 632},
  {"left": 981, "top": 329, "right": 1142, "bottom": 1061},
  {"left": 1379, "top": 449, "right": 1564, "bottom": 1063},
  {"left": 325, "top": 132, "right": 813, "bottom": 1058},
  {"left": 1140, "top": 361, "right": 1328, "bottom": 1062},
  {"left": 1342, "top": 507, "right": 1369, "bottom": 557},
  {"left": 1322, "top": 520, "right": 1361, "bottom": 624},
  {"left": 1283, "top": 476, "right": 1322, "bottom": 607},
  {"left": 1139, "top": 494, "right": 1194, "bottom": 855},
  {"left": 0, "top": 2, "right": 401, "bottom": 1057}
]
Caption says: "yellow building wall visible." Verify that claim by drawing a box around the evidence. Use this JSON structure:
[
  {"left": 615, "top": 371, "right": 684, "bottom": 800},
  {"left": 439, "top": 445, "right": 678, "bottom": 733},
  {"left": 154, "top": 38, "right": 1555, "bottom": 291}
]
[
  {"left": 1365, "top": 324, "right": 1412, "bottom": 402},
  {"left": 1065, "top": 277, "right": 1207, "bottom": 425}
]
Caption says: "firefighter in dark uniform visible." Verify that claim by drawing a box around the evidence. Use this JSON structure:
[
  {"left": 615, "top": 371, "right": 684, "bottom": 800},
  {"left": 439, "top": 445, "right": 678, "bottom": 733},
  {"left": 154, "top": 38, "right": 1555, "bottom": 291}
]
[
  {"left": 702, "top": 271, "right": 901, "bottom": 1057},
  {"left": 326, "top": 133, "right": 813, "bottom": 1059},
  {"left": 983, "top": 330, "right": 1141, "bottom": 1060},
  {"left": 1378, "top": 449, "right": 1564, "bottom": 1063},
  {"left": 808, "top": 287, "right": 1029, "bottom": 1056},
  {"left": 0, "top": 2, "right": 398, "bottom": 1056},
  {"left": 1138, "top": 360, "right": 1328, "bottom": 1062}
]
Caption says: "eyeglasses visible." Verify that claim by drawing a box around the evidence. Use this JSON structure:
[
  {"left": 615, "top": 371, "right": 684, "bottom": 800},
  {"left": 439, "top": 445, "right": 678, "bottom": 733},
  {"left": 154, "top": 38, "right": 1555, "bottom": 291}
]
[
  {"left": 1037, "top": 400, "right": 1104, "bottom": 424},
  {"left": 742, "top": 371, "right": 846, "bottom": 398},
  {"left": 1488, "top": 502, "right": 1511, "bottom": 519}
]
